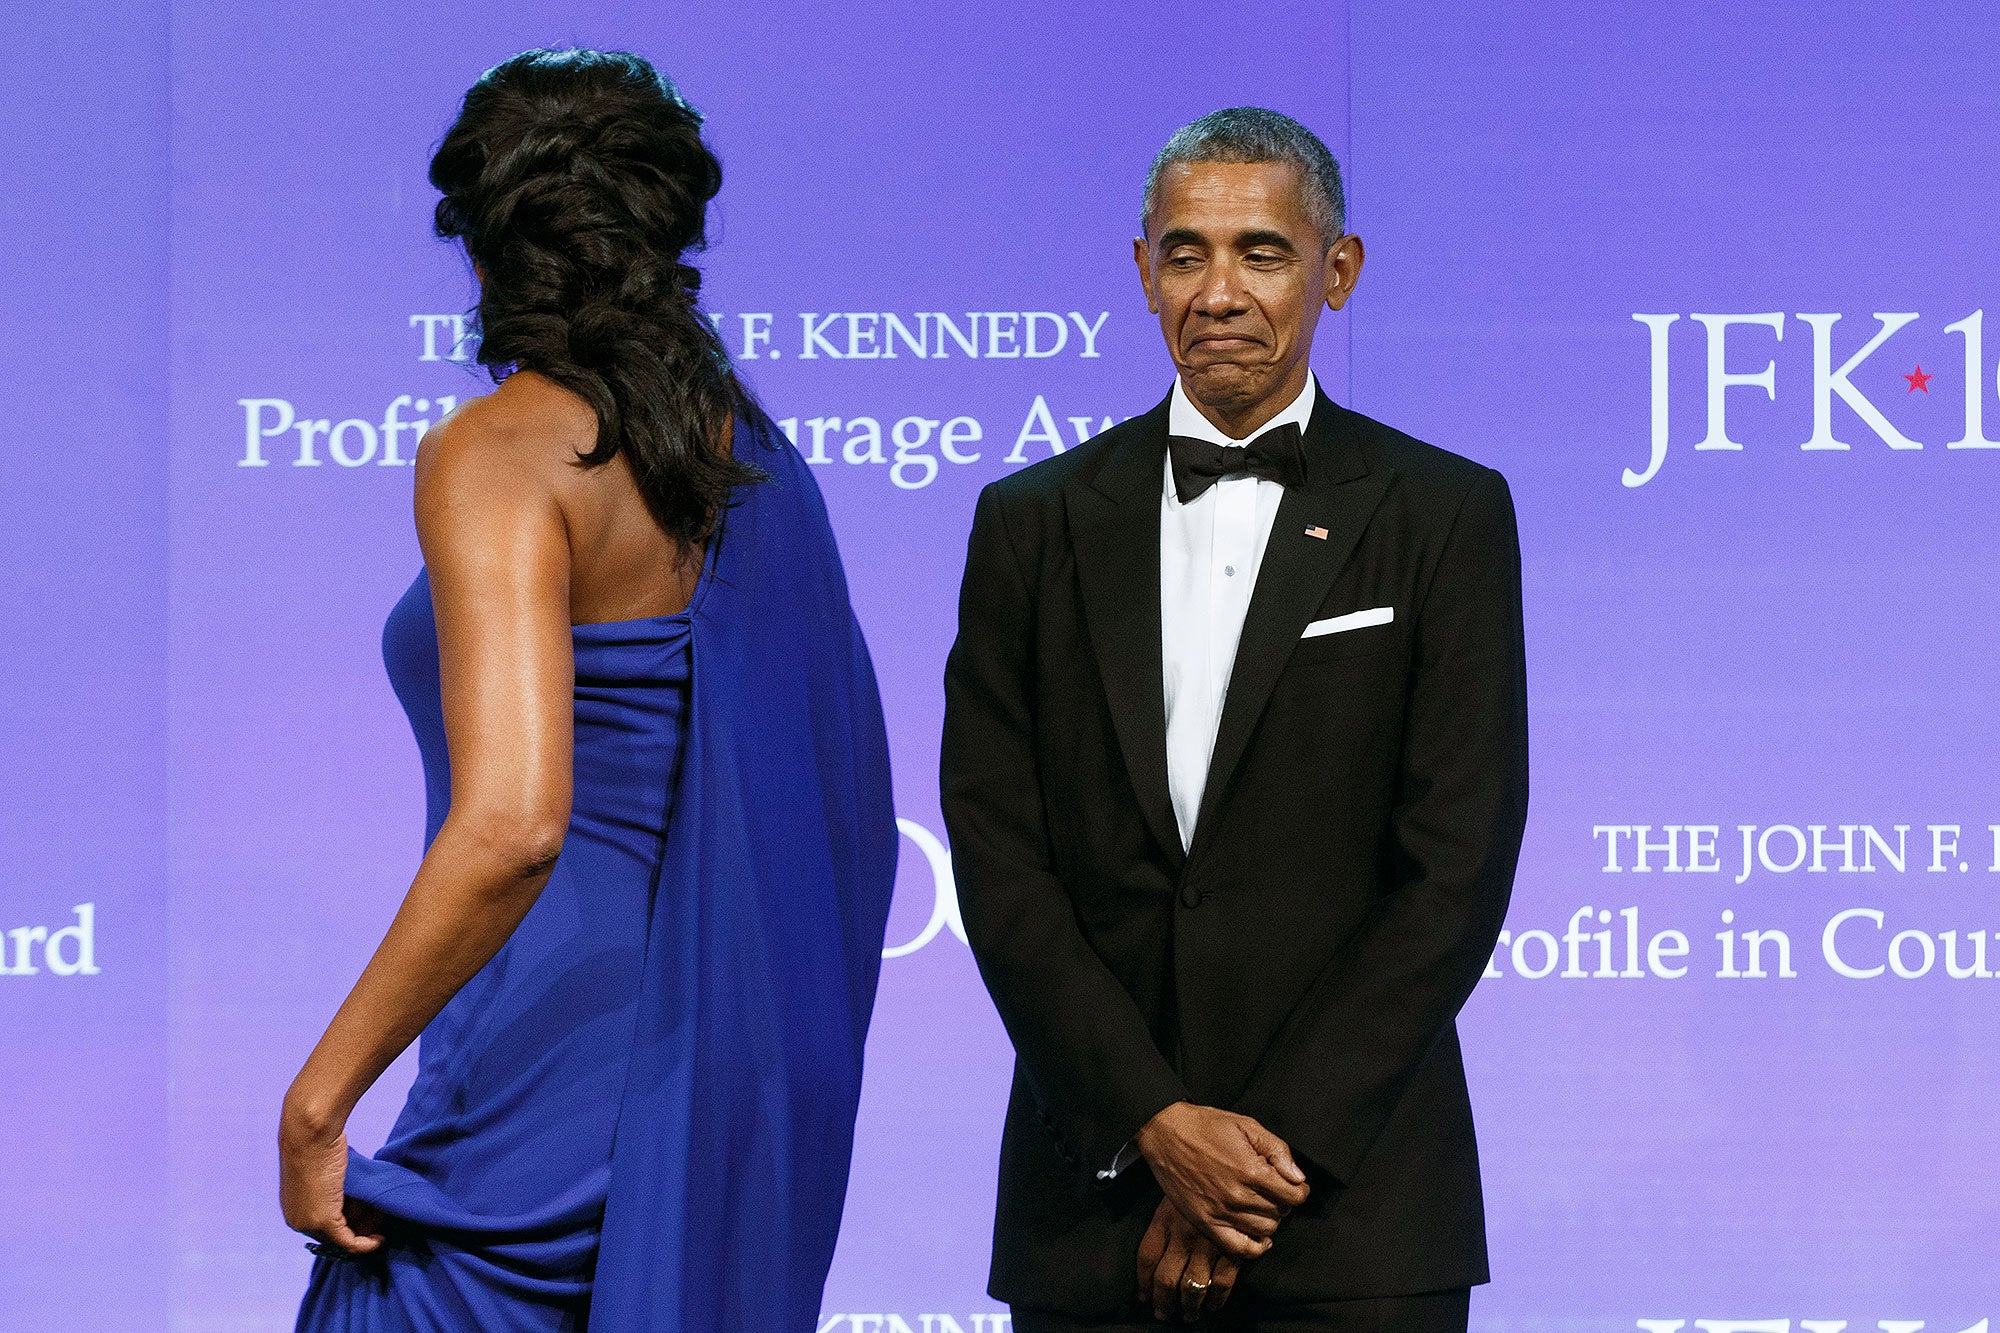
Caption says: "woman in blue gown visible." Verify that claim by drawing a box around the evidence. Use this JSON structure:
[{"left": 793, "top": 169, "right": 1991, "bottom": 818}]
[{"left": 279, "top": 49, "right": 897, "bottom": 1330}]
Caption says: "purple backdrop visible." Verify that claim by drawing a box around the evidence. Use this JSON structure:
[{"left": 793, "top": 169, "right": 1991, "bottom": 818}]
[
  {"left": 3, "top": 1, "right": 1994, "bottom": 1328},
  {"left": 0, "top": 5, "right": 170, "bottom": 1326}
]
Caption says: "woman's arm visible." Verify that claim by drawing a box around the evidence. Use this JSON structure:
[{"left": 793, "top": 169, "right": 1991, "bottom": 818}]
[{"left": 279, "top": 405, "right": 576, "bottom": 1253}]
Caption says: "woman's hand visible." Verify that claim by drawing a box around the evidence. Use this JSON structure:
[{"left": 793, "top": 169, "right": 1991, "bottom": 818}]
[{"left": 279, "top": 1093, "right": 384, "bottom": 1256}]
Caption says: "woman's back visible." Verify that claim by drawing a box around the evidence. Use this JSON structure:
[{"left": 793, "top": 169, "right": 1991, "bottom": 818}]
[{"left": 417, "top": 372, "right": 707, "bottom": 628}]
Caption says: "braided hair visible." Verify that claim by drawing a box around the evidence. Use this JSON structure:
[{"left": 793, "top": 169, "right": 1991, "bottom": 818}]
[{"left": 429, "top": 49, "right": 762, "bottom": 546}]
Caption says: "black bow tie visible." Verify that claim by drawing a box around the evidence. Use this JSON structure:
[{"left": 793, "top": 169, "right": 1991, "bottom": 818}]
[{"left": 1168, "top": 420, "right": 1307, "bottom": 503}]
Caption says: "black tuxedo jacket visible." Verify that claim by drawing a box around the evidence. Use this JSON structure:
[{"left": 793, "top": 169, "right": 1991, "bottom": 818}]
[{"left": 940, "top": 386, "right": 1529, "bottom": 1312}]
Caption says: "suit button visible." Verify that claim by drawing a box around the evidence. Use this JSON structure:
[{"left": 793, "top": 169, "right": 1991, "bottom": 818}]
[{"left": 1179, "top": 883, "right": 1203, "bottom": 909}]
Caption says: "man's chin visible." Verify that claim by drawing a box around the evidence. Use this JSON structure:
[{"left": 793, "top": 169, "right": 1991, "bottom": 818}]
[{"left": 1181, "top": 364, "right": 1277, "bottom": 414}]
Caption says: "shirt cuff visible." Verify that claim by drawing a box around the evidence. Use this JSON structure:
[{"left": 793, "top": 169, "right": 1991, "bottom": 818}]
[{"left": 1097, "top": 1138, "right": 1143, "bottom": 1182}]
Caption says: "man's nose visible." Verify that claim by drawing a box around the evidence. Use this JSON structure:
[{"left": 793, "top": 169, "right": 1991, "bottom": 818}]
[{"left": 1194, "top": 263, "right": 1249, "bottom": 316}]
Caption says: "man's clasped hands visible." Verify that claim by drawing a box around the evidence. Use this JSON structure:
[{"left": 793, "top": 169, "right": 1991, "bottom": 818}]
[{"left": 1132, "top": 1101, "right": 1311, "bottom": 1323}]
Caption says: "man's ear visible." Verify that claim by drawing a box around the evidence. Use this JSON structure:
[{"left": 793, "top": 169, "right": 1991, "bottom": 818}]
[
  {"left": 1323, "top": 233, "right": 1365, "bottom": 312},
  {"left": 1133, "top": 236, "right": 1160, "bottom": 315}
]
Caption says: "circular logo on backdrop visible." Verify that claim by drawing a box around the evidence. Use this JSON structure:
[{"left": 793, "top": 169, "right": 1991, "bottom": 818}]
[{"left": 884, "top": 818, "right": 965, "bottom": 958}]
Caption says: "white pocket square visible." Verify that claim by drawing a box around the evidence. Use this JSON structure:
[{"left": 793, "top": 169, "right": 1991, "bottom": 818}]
[{"left": 1301, "top": 606, "right": 1394, "bottom": 639}]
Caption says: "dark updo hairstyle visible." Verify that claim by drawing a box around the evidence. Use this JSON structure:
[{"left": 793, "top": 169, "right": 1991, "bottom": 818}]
[{"left": 429, "top": 48, "right": 762, "bottom": 547}]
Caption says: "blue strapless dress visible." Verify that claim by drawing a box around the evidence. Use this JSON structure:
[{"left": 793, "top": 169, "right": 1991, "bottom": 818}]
[{"left": 297, "top": 413, "right": 897, "bottom": 1331}]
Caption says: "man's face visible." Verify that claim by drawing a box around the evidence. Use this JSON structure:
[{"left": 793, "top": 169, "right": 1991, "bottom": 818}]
[{"left": 1135, "top": 160, "right": 1361, "bottom": 428}]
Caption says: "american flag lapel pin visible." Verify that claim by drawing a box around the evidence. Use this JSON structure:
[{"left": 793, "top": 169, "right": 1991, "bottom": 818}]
[{"left": 1305, "top": 524, "right": 1329, "bottom": 540}]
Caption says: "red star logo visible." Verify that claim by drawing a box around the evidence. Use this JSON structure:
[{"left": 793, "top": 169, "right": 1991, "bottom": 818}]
[{"left": 1905, "top": 365, "right": 1933, "bottom": 393}]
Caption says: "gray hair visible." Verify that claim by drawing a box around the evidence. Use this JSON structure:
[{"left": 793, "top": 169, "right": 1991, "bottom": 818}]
[{"left": 1141, "top": 107, "right": 1346, "bottom": 247}]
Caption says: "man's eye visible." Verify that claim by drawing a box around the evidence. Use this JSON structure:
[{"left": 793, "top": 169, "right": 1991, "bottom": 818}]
[{"left": 1168, "top": 255, "right": 1201, "bottom": 268}]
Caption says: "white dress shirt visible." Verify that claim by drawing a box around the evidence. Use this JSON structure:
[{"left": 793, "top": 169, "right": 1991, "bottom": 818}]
[
  {"left": 1160, "top": 370, "right": 1317, "bottom": 851},
  {"left": 1098, "top": 370, "right": 1317, "bottom": 1181}
]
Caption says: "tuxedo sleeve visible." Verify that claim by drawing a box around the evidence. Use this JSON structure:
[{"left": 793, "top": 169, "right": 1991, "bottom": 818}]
[
  {"left": 1232, "top": 466, "right": 1529, "bottom": 1185},
  {"left": 941, "top": 484, "right": 1189, "bottom": 1177}
]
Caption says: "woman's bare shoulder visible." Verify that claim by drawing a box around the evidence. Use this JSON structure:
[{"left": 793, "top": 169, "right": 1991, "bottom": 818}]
[{"left": 412, "top": 373, "right": 598, "bottom": 505}]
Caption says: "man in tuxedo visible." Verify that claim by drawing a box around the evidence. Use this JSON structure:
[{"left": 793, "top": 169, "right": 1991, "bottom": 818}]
[{"left": 940, "top": 108, "right": 1529, "bottom": 1330}]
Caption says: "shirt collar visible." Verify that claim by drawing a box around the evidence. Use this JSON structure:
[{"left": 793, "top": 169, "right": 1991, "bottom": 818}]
[{"left": 1167, "top": 368, "right": 1318, "bottom": 449}]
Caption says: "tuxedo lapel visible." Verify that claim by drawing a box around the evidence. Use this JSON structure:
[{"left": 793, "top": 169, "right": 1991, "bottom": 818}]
[
  {"left": 1186, "top": 391, "right": 1395, "bottom": 868},
  {"left": 1066, "top": 397, "right": 1185, "bottom": 871}
]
